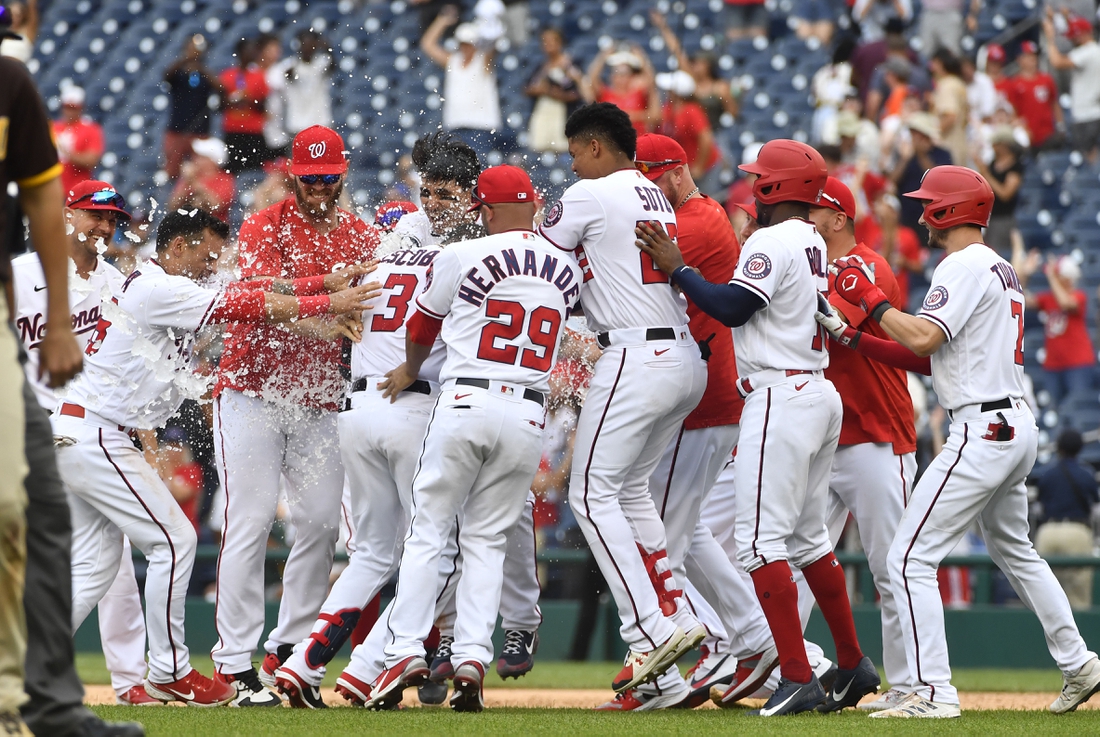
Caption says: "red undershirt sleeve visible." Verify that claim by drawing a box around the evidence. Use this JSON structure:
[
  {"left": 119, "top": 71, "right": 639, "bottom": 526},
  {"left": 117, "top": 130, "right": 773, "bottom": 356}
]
[{"left": 407, "top": 310, "right": 443, "bottom": 346}]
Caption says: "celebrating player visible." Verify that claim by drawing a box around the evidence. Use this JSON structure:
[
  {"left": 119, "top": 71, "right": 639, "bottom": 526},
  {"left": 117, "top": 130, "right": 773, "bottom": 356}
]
[
  {"left": 363, "top": 165, "right": 578, "bottom": 712},
  {"left": 210, "top": 125, "right": 381, "bottom": 705},
  {"left": 823, "top": 165, "right": 1100, "bottom": 718},
  {"left": 54, "top": 209, "right": 381, "bottom": 707},
  {"left": 636, "top": 139, "right": 877, "bottom": 716}
]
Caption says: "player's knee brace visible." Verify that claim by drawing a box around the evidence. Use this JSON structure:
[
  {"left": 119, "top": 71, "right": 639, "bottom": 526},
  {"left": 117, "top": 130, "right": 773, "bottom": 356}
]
[{"left": 305, "top": 608, "right": 362, "bottom": 668}]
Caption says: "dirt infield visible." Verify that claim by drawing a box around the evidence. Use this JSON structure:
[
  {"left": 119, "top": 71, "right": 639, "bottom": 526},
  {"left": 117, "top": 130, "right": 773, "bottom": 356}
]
[{"left": 82, "top": 684, "right": 1100, "bottom": 711}]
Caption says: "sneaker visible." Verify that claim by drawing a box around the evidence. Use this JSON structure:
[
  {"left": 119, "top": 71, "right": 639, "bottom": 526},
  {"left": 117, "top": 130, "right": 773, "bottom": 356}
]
[
  {"left": 684, "top": 650, "right": 738, "bottom": 709},
  {"left": 612, "top": 627, "right": 687, "bottom": 693},
  {"left": 497, "top": 630, "right": 539, "bottom": 679},
  {"left": 817, "top": 655, "right": 880, "bottom": 712},
  {"left": 258, "top": 643, "right": 294, "bottom": 688},
  {"left": 365, "top": 655, "right": 430, "bottom": 711},
  {"left": 747, "top": 676, "right": 826, "bottom": 717},
  {"left": 596, "top": 685, "right": 689, "bottom": 711},
  {"left": 216, "top": 668, "right": 282, "bottom": 707},
  {"left": 858, "top": 687, "right": 910, "bottom": 712},
  {"left": 429, "top": 635, "right": 454, "bottom": 683},
  {"left": 335, "top": 670, "right": 372, "bottom": 707},
  {"left": 1051, "top": 656, "right": 1100, "bottom": 714},
  {"left": 274, "top": 665, "right": 327, "bottom": 709},
  {"left": 116, "top": 685, "right": 162, "bottom": 706},
  {"left": 717, "top": 645, "right": 780, "bottom": 706},
  {"left": 418, "top": 680, "right": 448, "bottom": 706},
  {"left": 869, "top": 693, "right": 961, "bottom": 718},
  {"left": 449, "top": 662, "right": 485, "bottom": 713},
  {"left": 144, "top": 669, "right": 236, "bottom": 707},
  {"left": 0, "top": 712, "right": 33, "bottom": 737}
]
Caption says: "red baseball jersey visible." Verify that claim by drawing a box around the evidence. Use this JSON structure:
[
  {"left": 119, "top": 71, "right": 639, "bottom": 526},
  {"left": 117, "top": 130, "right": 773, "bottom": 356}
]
[
  {"left": 215, "top": 199, "right": 380, "bottom": 410},
  {"left": 1037, "top": 290, "right": 1096, "bottom": 370},
  {"left": 1006, "top": 73, "right": 1058, "bottom": 146},
  {"left": 827, "top": 242, "right": 916, "bottom": 454},
  {"left": 53, "top": 117, "right": 105, "bottom": 195},
  {"left": 676, "top": 194, "right": 743, "bottom": 429}
]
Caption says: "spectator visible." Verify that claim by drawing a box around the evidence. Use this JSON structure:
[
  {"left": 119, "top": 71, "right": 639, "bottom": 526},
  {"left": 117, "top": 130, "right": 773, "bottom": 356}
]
[
  {"left": 167, "top": 137, "right": 236, "bottom": 223},
  {"left": 973, "top": 126, "right": 1023, "bottom": 257},
  {"left": 52, "top": 86, "right": 104, "bottom": 196},
  {"left": 850, "top": 17, "right": 915, "bottom": 103},
  {"left": 864, "top": 39, "right": 932, "bottom": 121},
  {"left": 524, "top": 28, "right": 584, "bottom": 153},
  {"left": 252, "top": 33, "right": 284, "bottom": 160},
  {"left": 0, "top": 0, "right": 37, "bottom": 61},
  {"left": 722, "top": 0, "right": 768, "bottom": 41},
  {"left": 868, "top": 192, "right": 926, "bottom": 309},
  {"left": 284, "top": 31, "right": 334, "bottom": 137},
  {"left": 791, "top": 0, "right": 836, "bottom": 45},
  {"left": 1045, "top": 12, "right": 1100, "bottom": 162},
  {"left": 836, "top": 108, "right": 881, "bottom": 168},
  {"left": 984, "top": 43, "right": 1010, "bottom": 94},
  {"left": 1034, "top": 429, "right": 1099, "bottom": 610},
  {"left": 410, "top": 0, "right": 454, "bottom": 35},
  {"left": 724, "top": 141, "right": 761, "bottom": 221},
  {"left": 929, "top": 48, "right": 970, "bottom": 165},
  {"left": 655, "top": 70, "right": 725, "bottom": 197},
  {"left": 584, "top": 45, "right": 659, "bottom": 135},
  {"left": 500, "top": 0, "right": 530, "bottom": 48},
  {"left": 852, "top": 0, "right": 913, "bottom": 44},
  {"left": 918, "top": 0, "right": 980, "bottom": 56},
  {"left": 220, "top": 36, "right": 270, "bottom": 174},
  {"left": 651, "top": 11, "right": 739, "bottom": 129},
  {"left": 152, "top": 426, "right": 204, "bottom": 534},
  {"left": 962, "top": 54, "right": 998, "bottom": 126},
  {"left": 1020, "top": 253, "right": 1097, "bottom": 403},
  {"left": 811, "top": 37, "right": 856, "bottom": 143},
  {"left": 249, "top": 157, "right": 292, "bottom": 214},
  {"left": 890, "top": 111, "right": 952, "bottom": 241},
  {"left": 163, "top": 34, "right": 221, "bottom": 180},
  {"left": 1005, "top": 40, "right": 1063, "bottom": 150},
  {"left": 421, "top": 7, "right": 505, "bottom": 158}
]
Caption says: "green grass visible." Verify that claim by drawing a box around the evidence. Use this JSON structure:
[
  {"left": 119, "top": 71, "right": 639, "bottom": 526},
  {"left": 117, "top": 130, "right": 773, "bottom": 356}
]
[{"left": 88, "top": 705, "right": 1100, "bottom": 737}]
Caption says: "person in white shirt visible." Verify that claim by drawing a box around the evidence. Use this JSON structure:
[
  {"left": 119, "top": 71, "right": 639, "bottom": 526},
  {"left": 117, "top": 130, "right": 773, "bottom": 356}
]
[{"left": 1045, "top": 12, "right": 1100, "bottom": 162}]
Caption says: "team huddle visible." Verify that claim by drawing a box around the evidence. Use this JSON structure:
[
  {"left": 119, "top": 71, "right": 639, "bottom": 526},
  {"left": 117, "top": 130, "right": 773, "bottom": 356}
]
[{"left": 15, "top": 101, "right": 1100, "bottom": 717}]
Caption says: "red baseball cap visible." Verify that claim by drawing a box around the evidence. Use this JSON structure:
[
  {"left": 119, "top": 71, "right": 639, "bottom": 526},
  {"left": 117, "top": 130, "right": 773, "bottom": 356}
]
[
  {"left": 468, "top": 165, "right": 536, "bottom": 211},
  {"left": 375, "top": 200, "right": 418, "bottom": 230},
  {"left": 816, "top": 176, "right": 856, "bottom": 220},
  {"left": 730, "top": 200, "right": 757, "bottom": 220},
  {"left": 635, "top": 133, "right": 687, "bottom": 181},
  {"left": 1019, "top": 40, "right": 1038, "bottom": 55},
  {"left": 65, "top": 180, "right": 130, "bottom": 220},
  {"left": 1068, "top": 16, "right": 1094, "bottom": 40},
  {"left": 290, "top": 125, "right": 348, "bottom": 176},
  {"left": 986, "top": 44, "right": 1006, "bottom": 63}
]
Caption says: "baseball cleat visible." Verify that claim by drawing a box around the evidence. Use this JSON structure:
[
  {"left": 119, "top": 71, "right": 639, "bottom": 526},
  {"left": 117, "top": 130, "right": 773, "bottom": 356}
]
[
  {"left": 449, "top": 662, "right": 485, "bottom": 713},
  {"left": 430, "top": 635, "right": 454, "bottom": 682},
  {"left": 274, "top": 666, "right": 327, "bottom": 709},
  {"left": 497, "top": 630, "right": 539, "bottom": 679},
  {"left": 596, "top": 684, "right": 690, "bottom": 711},
  {"left": 747, "top": 675, "right": 826, "bottom": 717},
  {"left": 144, "top": 669, "right": 236, "bottom": 707},
  {"left": 73, "top": 715, "right": 146, "bottom": 736},
  {"left": 817, "top": 655, "right": 880, "bottom": 712},
  {"left": 869, "top": 693, "right": 961, "bottom": 718},
  {"left": 334, "top": 671, "right": 372, "bottom": 707},
  {"left": 365, "top": 656, "right": 430, "bottom": 711},
  {"left": 716, "top": 644, "right": 780, "bottom": 706},
  {"left": 258, "top": 643, "right": 294, "bottom": 688},
  {"left": 683, "top": 648, "right": 739, "bottom": 709},
  {"left": 418, "top": 680, "right": 449, "bottom": 706},
  {"left": 815, "top": 656, "right": 839, "bottom": 694},
  {"left": 612, "top": 627, "right": 687, "bottom": 693},
  {"left": 116, "top": 685, "right": 162, "bottom": 706},
  {"left": 1051, "top": 656, "right": 1100, "bottom": 714},
  {"left": 215, "top": 668, "right": 282, "bottom": 707},
  {"left": 859, "top": 687, "right": 910, "bottom": 711}
]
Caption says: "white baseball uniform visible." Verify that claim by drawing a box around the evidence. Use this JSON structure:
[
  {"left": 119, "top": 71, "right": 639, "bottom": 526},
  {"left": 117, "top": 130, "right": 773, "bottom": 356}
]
[
  {"left": 889, "top": 243, "right": 1094, "bottom": 705},
  {"left": 538, "top": 168, "right": 707, "bottom": 653},
  {"left": 381, "top": 229, "right": 578, "bottom": 671}
]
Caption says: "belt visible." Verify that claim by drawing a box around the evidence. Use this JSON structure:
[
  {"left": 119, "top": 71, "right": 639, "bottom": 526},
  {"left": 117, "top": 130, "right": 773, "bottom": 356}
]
[
  {"left": 455, "top": 378, "right": 545, "bottom": 407},
  {"left": 58, "top": 403, "right": 128, "bottom": 432},
  {"left": 980, "top": 397, "right": 1012, "bottom": 413},
  {"left": 351, "top": 377, "right": 432, "bottom": 395},
  {"left": 597, "top": 327, "right": 676, "bottom": 348}
]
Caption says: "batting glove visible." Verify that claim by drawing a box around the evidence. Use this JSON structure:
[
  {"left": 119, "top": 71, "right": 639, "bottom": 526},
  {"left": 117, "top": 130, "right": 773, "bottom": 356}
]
[
  {"left": 830, "top": 255, "right": 891, "bottom": 321},
  {"left": 815, "top": 293, "right": 861, "bottom": 348}
]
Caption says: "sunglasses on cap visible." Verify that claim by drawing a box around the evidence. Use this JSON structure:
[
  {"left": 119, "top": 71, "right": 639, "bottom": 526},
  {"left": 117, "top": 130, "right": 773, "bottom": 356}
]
[
  {"left": 819, "top": 193, "right": 844, "bottom": 211},
  {"left": 70, "top": 188, "right": 127, "bottom": 210},
  {"left": 298, "top": 174, "right": 342, "bottom": 185},
  {"left": 635, "top": 159, "right": 682, "bottom": 173}
]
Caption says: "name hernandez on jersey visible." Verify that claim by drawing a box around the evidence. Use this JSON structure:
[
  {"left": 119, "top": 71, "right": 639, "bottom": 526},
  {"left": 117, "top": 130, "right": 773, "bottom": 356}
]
[
  {"left": 351, "top": 244, "right": 447, "bottom": 383},
  {"left": 537, "top": 168, "right": 688, "bottom": 334},
  {"left": 415, "top": 230, "right": 580, "bottom": 394},
  {"left": 730, "top": 218, "right": 830, "bottom": 377},
  {"left": 917, "top": 244, "right": 1026, "bottom": 411}
]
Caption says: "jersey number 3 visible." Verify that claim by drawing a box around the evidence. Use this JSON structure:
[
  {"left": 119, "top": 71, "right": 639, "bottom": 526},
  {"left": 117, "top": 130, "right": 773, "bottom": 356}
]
[
  {"left": 371, "top": 273, "right": 419, "bottom": 332},
  {"left": 478, "top": 299, "right": 561, "bottom": 371},
  {"left": 638, "top": 221, "right": 678, "bottom": 284}
]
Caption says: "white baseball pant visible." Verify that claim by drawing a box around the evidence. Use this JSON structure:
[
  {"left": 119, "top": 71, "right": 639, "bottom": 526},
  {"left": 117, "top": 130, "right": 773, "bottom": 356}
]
[
  {"left": 57, "top": 413, "right": 197, "bottom": 684},
  {"left": 569, "top": 335, "right": 707, "bottom": 652},
  {"left": 890, "top": 400, "right": 1094, "bottom": 705},
  {"left": 383, "top": 381, "right": 546, "bottom": 671},
  {"left": 211, "top": 389, "right": 344, "bottom": 674},
  {"left": 98, "top": 538, "right": 149, "bottom": 695}
]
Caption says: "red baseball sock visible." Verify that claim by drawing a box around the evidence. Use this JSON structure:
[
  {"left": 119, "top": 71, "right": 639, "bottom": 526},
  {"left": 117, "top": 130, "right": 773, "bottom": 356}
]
[
  {"left": 349, "top": 592, "right": 382, "bottom": 648},
  {"left": 801, "top": 553, "right": 863, "bottom": 670},
  {"left": 750, "top": 561, "right": 812, "bottom": 684}
]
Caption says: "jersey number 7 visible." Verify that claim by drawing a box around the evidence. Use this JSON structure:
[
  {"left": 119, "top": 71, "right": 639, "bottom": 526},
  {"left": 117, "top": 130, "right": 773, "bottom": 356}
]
[
  {"left": 1010, "top": 299, "right": 1024, "bottom": 366},
  {"left": 638, "top": 221, "right": 678, "bottom": 285},
  {"left": 477, "top": 299, "right": 562, "bottom": 372}
]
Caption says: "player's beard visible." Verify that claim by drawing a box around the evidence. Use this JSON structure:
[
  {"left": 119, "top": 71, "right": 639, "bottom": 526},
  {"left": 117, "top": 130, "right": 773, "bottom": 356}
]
[
  {"left": 755, "top": 201, "right": 774, "bottom": 228},
  {"left": 926, "top": 224, "right": 947, "bottom": 249},
  {"left": 294, "top": 180, "right": 344, "bottom": 220}
]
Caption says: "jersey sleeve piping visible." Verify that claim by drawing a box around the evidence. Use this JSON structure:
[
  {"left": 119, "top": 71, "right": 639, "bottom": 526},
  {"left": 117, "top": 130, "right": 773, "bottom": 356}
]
[
  {"left": 917, "top": 312, "right": 953, "bottom": 341},
  {"left": 196, "top": 291, "right": 225, "bottom": 331},
  {"left": 536, "top": 227, "right": 575, "bottom": 253},
  {"left": 16, "top": 163, "right": 63, "bottom": 189},
  {"left": 729, "top": 277, "right": 771, "bottom": 305},
  {"left": 414, "top": 295, "right": 447, "bottom": 320}
]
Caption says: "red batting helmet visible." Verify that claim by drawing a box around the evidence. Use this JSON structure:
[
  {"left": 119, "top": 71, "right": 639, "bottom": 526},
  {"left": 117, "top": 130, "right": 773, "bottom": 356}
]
[
  {"left": 903, "top": 165, "right": 994, "bottom": 229},
  {"left": 739, "top": 139, "right": 827, "bottom": 206}
]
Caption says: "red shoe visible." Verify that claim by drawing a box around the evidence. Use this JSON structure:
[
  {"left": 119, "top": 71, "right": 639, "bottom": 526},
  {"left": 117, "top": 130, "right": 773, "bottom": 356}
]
[
  {"left": 258, "top": 644, "right": 293, "bottom": 688},
  {"left": 364, "top": 656, "right": 429, "bottom": 711},
  {"left": 145, "top": 669, "right": 236, "bottom": 707},
  {"left": 274, "top": 665, "right": 327, "bottom": 709},
  {"left": 612, "top": 627, "right": 686, "bottom": 693},
  {"left": 335, "top": 671, "right": 372, "bottom": 706},
  {"left": 595, "top": 687, "right": 689, "bottom": 711},
  {"left": 117, "top": 685, "right": 162, "bottom": 705},
  {"left": 717, "top": 644, "right": 780, "bottom": 705},
  {"left": 449, "top": 662, "right": 485, "bottom": 713}
]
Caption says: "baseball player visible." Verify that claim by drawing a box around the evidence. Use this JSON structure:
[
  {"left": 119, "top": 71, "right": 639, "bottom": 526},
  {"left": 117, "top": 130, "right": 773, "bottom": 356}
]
[
  {"left": 824, "top": 165, "right": 1100, "bottom": 717},
  {"left": 597, "top": 134, "right": 774, "bottom": 711},
  {"left": 635, "top": 139, "right": 877, "bottom": 716},
  {"left": 537, "top": 103, "right": 707, "bottom": 695},
  {"left": 54, "top": 208, "right": 380, "bottom": 706},
  {"left": 362, "top": 165, "right": 578, "bottom": 712},
  {"left": 10, "top": 181, "right": 157, "bottom": 706},
  {"left": 210, "top": 125, "right": 380, "bottom": 705},
  {"left": 799, "top": 176, "right": 918, "bottom": 711}
]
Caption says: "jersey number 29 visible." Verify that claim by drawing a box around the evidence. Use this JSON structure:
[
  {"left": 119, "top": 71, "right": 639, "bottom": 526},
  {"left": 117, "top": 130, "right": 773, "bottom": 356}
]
[{"left": 478, "top": 299, "right": 562, "bottom": 372}]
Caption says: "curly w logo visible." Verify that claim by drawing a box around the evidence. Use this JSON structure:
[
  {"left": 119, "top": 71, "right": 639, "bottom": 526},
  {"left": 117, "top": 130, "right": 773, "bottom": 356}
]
[{"left": 308, "top": 141, "right": 327, "bottom": 159}]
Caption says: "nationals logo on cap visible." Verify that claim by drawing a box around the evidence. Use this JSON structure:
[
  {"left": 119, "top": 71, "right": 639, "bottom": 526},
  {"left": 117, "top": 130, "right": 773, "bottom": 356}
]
[{"left": 290, "top": 125, "right": 348, "bottom": 176}]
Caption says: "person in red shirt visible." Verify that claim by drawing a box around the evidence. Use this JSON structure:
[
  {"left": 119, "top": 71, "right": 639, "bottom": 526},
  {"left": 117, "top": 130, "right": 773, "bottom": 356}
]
[
  {"left": 210, "top": 125, "right": 380, "bottom": 704},
  {"left": 863, "top": 192, "right": 927, "bottom": 309},
  {"left": 809, "top": 177, "right": 918, "bottom": 712},
  {"left": 1005, "top": 41, "right": 1063, "bottom": 149},
  {"left": 586, "top": 45, "right": 660, "bottom": 135},
  {"left": 219, "top": 36, "right": 270, "bottom": 174},
  {"left": 985, "top": 43, "right": 1011, "bottom": 97},
  {"left": 656, "top": 71, "right": 724, "bottom": 198},
  {"left": 167, "top": 137, "right": 236, "bottom": 223},
  {"left": 1022, "top": 254, "right": 1097, "bottom": 404},
  {"left": 52, "top": 85, "right": 104, "bottom": 196}
]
